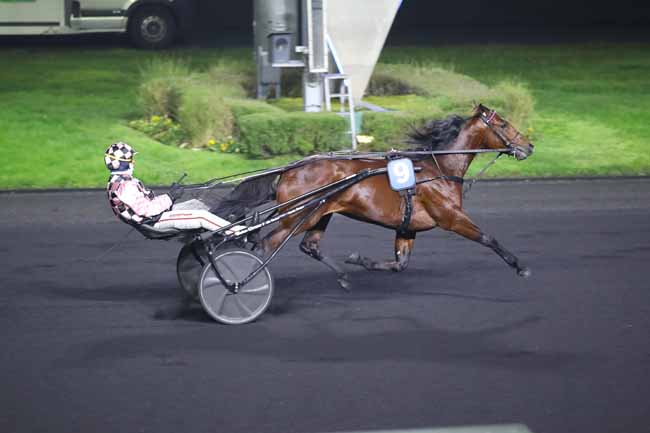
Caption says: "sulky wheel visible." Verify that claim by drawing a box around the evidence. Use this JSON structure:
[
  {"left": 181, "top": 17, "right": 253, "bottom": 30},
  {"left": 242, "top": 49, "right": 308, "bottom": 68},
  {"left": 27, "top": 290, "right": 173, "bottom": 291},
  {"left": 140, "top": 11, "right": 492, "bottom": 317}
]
[
  {"left": 198, "top": 248, "right": 273, "bottom": 325},
  {"left": 176, "top": 241, "right": 208, "bottom": 301}
]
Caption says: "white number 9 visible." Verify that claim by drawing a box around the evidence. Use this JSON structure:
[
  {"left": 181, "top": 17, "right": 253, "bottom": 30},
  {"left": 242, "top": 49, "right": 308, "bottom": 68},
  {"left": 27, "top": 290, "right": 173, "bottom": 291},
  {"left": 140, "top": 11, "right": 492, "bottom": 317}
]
[{"left": 393, "top": 161, "right": 410, "bottom": 183}]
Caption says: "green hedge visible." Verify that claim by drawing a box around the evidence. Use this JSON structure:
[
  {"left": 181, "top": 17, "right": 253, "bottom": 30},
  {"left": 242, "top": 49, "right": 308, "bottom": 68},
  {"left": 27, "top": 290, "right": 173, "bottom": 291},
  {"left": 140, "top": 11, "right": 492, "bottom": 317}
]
[
  {"left": 360, "top": 111, "right": 433, "bottom": 151},
  {"left": 227, "top": 98, "right": 285, "bottom": 119},
  {"left": 238, "top": 112, "right": 350, "bottom": 157}
]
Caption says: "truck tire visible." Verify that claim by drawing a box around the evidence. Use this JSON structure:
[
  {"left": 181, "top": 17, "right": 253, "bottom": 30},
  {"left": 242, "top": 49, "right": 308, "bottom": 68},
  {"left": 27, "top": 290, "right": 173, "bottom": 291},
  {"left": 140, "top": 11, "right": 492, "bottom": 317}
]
[{"left": 128, "top": 6, "right": 176, "bottom": 49}]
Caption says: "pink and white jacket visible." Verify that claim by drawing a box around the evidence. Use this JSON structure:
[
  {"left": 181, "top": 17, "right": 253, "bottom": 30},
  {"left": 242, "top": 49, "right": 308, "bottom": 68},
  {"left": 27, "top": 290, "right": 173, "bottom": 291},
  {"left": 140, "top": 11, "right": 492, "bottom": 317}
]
[{"left": 107, "top": 174, "right": 172, "bottom": 224}]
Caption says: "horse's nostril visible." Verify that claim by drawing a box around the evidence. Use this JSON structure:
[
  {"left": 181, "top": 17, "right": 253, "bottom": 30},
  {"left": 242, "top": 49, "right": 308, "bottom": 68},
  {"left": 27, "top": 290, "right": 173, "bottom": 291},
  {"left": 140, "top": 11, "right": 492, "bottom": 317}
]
[{"left": 530, "top": 143, "right": 535, "bottom": 149}]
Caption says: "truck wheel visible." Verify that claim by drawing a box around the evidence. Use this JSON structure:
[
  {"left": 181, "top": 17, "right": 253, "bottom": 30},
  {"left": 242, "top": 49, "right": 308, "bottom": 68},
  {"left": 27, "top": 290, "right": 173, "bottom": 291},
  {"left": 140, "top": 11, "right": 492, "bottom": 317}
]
[{"left": 128, "top": 6, "right": 176, "bottom": 49}]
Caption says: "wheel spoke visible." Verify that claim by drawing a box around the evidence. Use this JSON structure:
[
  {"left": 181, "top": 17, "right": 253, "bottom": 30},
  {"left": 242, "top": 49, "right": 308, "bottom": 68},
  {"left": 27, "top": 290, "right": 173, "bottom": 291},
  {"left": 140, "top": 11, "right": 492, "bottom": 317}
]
[
  {"left": 220, "top": 259, "right": 240, "bottom": 280},
  {"left": 215, "top": 291, "right": 228, "bottom": 316},
  {"left": 247, "top": 259, "right": 260, "bottom": 275},
  {"left": 241, "top": 284, "right": 269, "bottom": 294},
  {"left": 199, "top": 249, "right": 272, "bottom": 324},
  {"left": 203, "top": 276, "right": 226, "bottom": 286},
  {"left": 233, "top": 295, "right": 253, "bottom": 316}
]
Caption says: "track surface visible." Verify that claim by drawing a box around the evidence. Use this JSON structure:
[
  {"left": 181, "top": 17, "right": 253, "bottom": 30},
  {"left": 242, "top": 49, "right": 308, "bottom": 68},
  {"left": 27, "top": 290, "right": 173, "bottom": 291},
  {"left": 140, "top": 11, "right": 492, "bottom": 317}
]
[{"left": 1, "top": 179, "right": 649, "bottom": 433}]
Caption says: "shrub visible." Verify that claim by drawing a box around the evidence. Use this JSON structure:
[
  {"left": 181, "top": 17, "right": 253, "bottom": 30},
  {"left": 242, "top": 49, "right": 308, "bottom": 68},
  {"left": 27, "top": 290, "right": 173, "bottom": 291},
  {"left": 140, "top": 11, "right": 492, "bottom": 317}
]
[
  {"left": 139, "top": 77, "right": 185, "bottom": 119},
  {"left": 366, "top": 70, "right": 420, "bottom": 96},
  {"left": 266, "top": 97, "right": 304, "bottom": 112},
  {"left": 361, "top": 111, "right": 435, "bottom": 151},
  {"left": 133, "top": 58, "right": 535, "bottom": 154},
  {"left": 238, "top": 112, "right": 349, "bottom": 157},
  {"left": 366, "top": 62, "right": 535, "bottom": 134},
  {"left": 368, "top": 63, "right": 491, "bottom": 103},
  {"left": 138, "top": 58, "right": 193, "bottom": 119},
  {"left": 129, "top": 115, "right": 188, "bottom": 147},
  {"left": 227, "top": 98, "right": 285, "bottom": 119},
  {"left": 207, "top": 61, "right": 254, "bottom": 98},
  {"left": 279, "top": 69, "right": 304, "bottom": 98},
  {"left": 136, "top": 58, "right": 279, "bottom": 148},
  {"left": 489, "top": 81, "right": 535, "bottom": 129},
  {"left": 177, "top": 83, "right": 235, "bottom": 148}
]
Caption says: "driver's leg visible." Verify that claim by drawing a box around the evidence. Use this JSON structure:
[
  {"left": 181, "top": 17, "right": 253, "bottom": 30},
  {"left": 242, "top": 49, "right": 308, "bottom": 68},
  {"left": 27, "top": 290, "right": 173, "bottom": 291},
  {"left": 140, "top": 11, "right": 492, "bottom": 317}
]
[
  {"left": 171, "top": 199, "right": 210, "bottom": 211},
  {"left": 154, "top": 210, "right": 245, "bottom": 234}
]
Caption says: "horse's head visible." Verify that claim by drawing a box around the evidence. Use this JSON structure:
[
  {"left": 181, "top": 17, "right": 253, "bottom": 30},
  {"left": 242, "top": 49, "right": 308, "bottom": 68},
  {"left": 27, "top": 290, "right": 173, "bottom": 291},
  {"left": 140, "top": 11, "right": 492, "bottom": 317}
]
[{"left": 473, "top": 104, "right": 534, "bottom": 160}]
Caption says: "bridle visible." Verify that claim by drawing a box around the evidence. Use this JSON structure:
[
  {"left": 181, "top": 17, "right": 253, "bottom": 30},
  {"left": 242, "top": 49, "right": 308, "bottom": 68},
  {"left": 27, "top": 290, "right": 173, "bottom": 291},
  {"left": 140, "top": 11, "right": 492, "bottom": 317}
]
[
  {"left": 424, "top": 109, "right": 528, "bottom": 197},
  {"left": 478, "top": 109, "right": 523, "bottom": 155}
]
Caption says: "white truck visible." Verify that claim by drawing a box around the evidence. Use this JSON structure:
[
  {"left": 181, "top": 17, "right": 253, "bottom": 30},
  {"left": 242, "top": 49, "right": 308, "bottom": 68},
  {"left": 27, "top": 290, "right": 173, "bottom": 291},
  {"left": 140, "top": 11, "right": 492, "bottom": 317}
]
[{"left": 0, "top": 0, "right": 193, "bottom": 49}]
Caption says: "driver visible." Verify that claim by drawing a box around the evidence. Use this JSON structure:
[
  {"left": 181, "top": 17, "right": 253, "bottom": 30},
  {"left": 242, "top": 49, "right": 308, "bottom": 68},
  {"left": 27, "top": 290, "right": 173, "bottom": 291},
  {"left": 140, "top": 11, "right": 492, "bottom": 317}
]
[{"left": 104, "top": 142, "right": 243, "bottom": 234}]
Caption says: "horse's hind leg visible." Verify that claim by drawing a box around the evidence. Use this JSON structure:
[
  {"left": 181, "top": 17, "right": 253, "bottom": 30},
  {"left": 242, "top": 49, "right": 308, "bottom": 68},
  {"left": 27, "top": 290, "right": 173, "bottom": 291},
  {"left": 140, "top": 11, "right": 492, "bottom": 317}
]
[
  {"left": 299, "top": 214, "right": 352, "bottom": 291},
  {"left": 346, "top": 231, "right": 415, "bottom": 272}
]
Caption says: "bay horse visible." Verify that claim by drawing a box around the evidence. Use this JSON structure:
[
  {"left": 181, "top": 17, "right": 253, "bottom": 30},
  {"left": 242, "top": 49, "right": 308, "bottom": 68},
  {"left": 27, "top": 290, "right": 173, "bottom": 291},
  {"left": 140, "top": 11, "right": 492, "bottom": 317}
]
[{"left": 216, "top": 103, "right": 534, "bottom": 290}]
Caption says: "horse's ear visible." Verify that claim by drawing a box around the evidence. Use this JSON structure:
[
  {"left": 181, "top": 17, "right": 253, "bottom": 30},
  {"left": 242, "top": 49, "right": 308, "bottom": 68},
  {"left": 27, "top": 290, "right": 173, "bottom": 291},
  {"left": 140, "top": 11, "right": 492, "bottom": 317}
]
[{"left": 476, "top": 103, "right": 491, "bottom": 115}]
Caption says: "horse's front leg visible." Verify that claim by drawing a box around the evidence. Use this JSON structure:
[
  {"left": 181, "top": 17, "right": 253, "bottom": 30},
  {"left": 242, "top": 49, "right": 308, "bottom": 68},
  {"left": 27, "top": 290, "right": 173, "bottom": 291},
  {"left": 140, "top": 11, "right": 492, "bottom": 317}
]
[
  {"left": 346, "top": 231, "right": 415, "bottom": 272},
  {"left": 442, "top": 208, "right": 530, "bottom": 277}
]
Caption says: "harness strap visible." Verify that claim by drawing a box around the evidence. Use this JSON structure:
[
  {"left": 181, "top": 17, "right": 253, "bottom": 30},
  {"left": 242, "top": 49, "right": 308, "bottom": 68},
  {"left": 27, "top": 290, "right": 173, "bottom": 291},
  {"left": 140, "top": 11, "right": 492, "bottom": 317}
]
[
  {"left": 398, "top": 188, "right": 415, "bottom": 235},
  {"left": 415, "top": 175, "right": 464, "bottom": 185}
]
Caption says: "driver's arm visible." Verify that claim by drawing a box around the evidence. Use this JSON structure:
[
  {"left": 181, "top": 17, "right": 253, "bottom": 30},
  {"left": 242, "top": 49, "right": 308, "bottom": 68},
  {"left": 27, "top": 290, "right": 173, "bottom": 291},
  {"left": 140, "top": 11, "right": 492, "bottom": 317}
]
[{"left": 117, "top": 180, "right": 172, "bottom": 218}]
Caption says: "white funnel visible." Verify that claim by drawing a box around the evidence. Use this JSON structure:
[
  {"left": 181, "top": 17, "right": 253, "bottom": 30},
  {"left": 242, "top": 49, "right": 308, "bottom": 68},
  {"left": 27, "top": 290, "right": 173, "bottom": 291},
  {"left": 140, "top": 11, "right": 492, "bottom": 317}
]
[{"left": 326, "top": 0, "right": 402, "bottom": 103}]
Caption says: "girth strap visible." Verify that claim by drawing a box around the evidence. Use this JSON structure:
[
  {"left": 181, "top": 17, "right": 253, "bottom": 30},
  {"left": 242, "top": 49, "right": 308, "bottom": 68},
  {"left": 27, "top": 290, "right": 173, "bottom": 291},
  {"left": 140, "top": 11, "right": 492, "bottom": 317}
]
[
  {"left": 415, "top": 175, "right": 464, "bottom": 185},
  {"left": 398, "top": 188, "right": 415, "bottom": 235}
]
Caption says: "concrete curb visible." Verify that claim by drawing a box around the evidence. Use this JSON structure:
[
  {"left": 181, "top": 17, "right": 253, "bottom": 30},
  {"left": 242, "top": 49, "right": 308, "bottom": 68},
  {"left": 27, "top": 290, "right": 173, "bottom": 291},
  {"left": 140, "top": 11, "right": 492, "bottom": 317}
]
[{"left": 1, "top": 175, "right": 649, "bottom": 195}]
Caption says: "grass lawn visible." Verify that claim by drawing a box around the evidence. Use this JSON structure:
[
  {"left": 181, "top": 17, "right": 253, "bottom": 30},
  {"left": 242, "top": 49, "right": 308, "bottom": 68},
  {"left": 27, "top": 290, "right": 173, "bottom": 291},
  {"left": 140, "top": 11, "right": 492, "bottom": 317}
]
[
  {"left": 0, "top": 47, "right": 296, "bottom": 188},
  {"left": 1, "top": 43, "right": 649, "bottom": 189},
  {"left": 379, "top": 44, "right": 650, "bottom": 177}
]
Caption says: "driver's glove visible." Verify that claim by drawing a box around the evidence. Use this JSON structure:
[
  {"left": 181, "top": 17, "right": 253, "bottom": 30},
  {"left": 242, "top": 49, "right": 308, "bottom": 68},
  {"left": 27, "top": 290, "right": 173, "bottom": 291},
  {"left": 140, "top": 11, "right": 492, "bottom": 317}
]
[{"left": 168, "top": 183, "right": 185, "bottom": 202}]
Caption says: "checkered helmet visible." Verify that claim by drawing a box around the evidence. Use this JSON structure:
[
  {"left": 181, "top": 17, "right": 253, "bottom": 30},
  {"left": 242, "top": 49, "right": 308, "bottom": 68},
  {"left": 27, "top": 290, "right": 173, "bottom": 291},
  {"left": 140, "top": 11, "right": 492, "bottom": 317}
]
[{"left": 104, "top": 142, "right": 136, "bottom": 172}]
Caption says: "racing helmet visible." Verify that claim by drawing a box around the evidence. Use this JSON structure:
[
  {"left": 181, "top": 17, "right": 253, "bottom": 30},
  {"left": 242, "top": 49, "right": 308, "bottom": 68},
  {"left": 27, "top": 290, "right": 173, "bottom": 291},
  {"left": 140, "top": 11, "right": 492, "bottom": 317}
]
[{"left": 104, "top": 142, "right": 136, "bottom": 172}]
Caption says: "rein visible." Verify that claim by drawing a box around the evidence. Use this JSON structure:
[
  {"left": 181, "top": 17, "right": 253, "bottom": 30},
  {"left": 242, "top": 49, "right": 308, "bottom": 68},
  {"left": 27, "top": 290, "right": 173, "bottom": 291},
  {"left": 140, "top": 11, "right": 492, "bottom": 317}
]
[
  {"left": 414, "top": 152, "right": 465, "bottom": 186},
  {"left": 180, "top": 148, "right": 513, "bottom": 191},
  {"left": 325, "top": 149, "right": 512, "bottom": 158},
  {"left": 324, "top": 148, "right": 513, "bottom": 191},
  {"left": 179, "top": 144, "right": 514, "bottom": 197},
  {"left": 412, "top": 150, "right": 504, "bottom": 198},
  {"left": 409, "top": 109, "right": 522, "bottom": 196},
  {"left": 462, "top": 151, "right": 503, "bottom": 198}
]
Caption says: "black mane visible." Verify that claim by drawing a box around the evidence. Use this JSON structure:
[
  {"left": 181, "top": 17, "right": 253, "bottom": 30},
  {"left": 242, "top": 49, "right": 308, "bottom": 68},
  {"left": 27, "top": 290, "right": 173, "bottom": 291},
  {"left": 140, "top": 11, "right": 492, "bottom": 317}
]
[{"left": 407, "top": 115, "right": 468, "bottom": 151}]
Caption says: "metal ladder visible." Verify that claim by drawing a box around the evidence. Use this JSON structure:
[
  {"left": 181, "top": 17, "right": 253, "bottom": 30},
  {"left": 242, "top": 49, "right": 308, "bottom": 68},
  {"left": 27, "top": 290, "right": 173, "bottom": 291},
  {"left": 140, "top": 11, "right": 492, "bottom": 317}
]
[{"left": 323, "top": 73, "right": 357, "bottom": 150}]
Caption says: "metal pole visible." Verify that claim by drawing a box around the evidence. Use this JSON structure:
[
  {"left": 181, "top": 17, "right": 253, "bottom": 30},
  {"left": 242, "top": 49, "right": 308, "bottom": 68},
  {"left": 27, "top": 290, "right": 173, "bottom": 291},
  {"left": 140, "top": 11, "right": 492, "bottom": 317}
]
[{"left": 303, "top": 70, "right": 324, "bottom": 112}]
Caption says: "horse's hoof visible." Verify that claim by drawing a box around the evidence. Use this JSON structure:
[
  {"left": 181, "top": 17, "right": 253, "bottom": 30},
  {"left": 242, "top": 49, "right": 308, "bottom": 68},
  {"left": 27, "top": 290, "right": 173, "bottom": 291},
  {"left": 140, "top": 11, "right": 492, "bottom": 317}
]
[
  {"left": 345, "top": 252, "right": 360, "bottom": 265},
  {"left": 338, "top": 278, "right": 352, "bottom": 292},
  {"left": 517, "top": 267, "right": 531, "bottom": 278}
]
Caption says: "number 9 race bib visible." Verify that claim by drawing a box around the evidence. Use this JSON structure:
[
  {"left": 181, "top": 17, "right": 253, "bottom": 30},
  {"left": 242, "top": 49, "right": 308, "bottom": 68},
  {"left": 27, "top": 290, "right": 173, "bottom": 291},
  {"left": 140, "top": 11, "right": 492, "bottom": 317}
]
[{"left": 387, "top": 158, "right": 416, "bottom": 191}]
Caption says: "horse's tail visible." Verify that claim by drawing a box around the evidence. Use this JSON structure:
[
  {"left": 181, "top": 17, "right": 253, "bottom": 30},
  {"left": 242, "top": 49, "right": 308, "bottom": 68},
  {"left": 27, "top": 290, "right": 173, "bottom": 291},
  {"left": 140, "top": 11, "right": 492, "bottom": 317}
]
[{"left": 211, "top": 172, "right": 279, "bottom": 220}]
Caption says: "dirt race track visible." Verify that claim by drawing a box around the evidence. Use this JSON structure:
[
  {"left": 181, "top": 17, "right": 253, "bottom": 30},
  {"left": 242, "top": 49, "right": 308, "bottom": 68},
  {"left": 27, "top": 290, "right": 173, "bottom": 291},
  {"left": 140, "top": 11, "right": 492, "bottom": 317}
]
[{"left": 1, "top": 179, "right": 649, "bottom": 433}]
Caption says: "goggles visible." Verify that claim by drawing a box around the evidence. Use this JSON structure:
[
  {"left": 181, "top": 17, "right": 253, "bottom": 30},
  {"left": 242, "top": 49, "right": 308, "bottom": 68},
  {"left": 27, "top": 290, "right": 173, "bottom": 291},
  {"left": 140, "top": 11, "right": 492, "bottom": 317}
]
[{"left": 105, "top": 153, "right": 136, "bottom": 163}]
